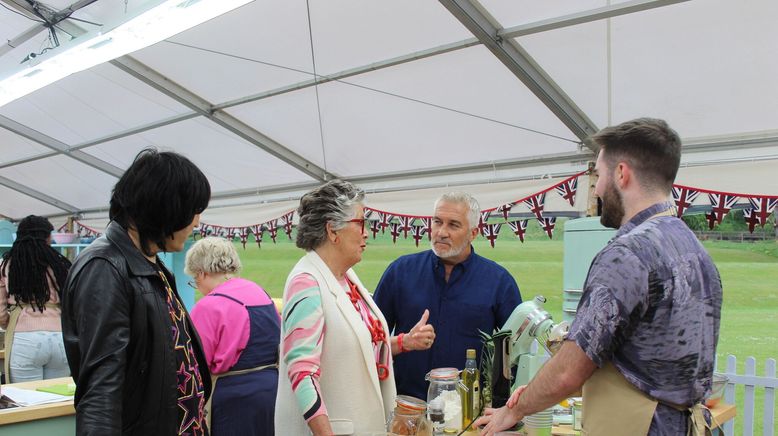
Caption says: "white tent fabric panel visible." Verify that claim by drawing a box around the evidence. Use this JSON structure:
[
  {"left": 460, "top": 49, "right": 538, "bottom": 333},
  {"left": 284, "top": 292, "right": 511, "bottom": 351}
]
[
  {"left": 0, "top": 63, "right": 192, "bottom": 145},
  {"left": 0, "top": 128, "right": 51, "bottom": 161},
  {"left": 224, "top": 87, "right": 329, "bottom": 169},
  {"left": 0, "top": 185, "right": 64, "bottom": 218},
  {"left": 200, "top": 200, "right": 300, "bottom": 228},
  {"left": 84, "top": 117, "right": 317, "bottom": 192},
  {"left": 307, "top": 0, "right": 472, "bottom": 76},
  {"left": 675, "top": 159, "right": 778, "bottom": 197},
  {"left": 0, "top": 154, "right": 117, "bottom": 210},
  {"left": 479, "top": 0, "right": 608, "bottom": 27},
  {"left": 607, "top": 0, "right": 778, "bottom": 137}
]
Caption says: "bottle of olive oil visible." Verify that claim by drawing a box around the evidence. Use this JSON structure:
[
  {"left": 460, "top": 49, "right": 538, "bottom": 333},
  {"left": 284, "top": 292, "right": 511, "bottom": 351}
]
[{"left": 461, "top": 348, "right": 480, "bottom": 429}]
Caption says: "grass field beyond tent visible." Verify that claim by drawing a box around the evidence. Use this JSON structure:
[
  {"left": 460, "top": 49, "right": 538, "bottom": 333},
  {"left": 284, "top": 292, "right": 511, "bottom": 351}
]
[{"left": 222, "top": 227, "right": 777, "bottom": 434}]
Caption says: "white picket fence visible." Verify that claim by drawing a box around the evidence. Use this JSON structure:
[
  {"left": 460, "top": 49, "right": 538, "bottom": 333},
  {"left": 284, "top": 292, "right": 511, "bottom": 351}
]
[{"left": 716, "top": 355, "right": 777, "bottom": 435}]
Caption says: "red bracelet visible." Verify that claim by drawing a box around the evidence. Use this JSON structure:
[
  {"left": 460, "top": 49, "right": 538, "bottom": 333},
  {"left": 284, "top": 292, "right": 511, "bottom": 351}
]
[{"left": 398, "top": 333, "right": 406, "bottom": 353}]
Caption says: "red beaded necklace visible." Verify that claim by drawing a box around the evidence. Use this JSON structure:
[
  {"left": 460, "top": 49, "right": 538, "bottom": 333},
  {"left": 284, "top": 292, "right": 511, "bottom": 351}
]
[{"left": 345, "top": 278, "right": 390, "bottom": 380}]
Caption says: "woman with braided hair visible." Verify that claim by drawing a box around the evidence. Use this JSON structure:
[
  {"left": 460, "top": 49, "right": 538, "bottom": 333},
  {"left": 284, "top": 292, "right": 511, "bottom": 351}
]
[{"left": 0, "top": 215, "right": 72, "bottom": 382}]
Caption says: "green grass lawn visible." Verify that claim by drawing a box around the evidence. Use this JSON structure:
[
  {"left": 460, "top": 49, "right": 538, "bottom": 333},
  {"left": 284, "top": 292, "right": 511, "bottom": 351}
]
[{"left": 217, "top": 227, "right": 777, "bottom": 434}]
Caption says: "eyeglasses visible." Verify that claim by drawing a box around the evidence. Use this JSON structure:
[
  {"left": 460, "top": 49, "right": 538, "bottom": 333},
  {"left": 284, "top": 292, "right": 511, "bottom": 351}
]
[
  {"left": 187, "top": 280, "right": 197, "bottom": 289},
  {"left": 346, "top": 218, "right": 366, "bottom": 231}
]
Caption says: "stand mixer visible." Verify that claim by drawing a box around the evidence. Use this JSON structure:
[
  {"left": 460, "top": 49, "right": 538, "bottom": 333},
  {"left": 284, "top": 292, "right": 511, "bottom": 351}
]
[{"left": 487, "top": 296, "right": 568, "bottom": 407}]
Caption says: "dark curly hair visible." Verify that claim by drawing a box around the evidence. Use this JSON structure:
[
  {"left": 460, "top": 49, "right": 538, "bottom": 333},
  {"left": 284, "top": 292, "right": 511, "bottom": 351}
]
[{"left": 0, "top": 215, "right": 71, "bottom": 312}]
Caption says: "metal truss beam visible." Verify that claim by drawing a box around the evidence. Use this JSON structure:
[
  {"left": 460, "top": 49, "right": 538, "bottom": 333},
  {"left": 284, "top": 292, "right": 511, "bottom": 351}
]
[
  {"left": 500, "top": 0, "right": 691, "bottom": 39},
  {"left": 0, "top": 0, "right": 687, "bottom": 167},
  {"left": 439, "top": 0, "right": 599, "bottom": 143},
  {"left": 0, "top": 175, "right": 79, "bottom": 213},
  {"left": 0, "top": 115, "right": 123, "bottom": 177},
  {"left": 110, "top": 56, "right": 333, "bottom": 182}
]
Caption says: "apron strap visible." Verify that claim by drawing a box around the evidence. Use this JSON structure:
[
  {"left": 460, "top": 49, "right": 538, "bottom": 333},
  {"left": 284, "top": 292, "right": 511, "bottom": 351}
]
[{"left": 204, "top": 363, "right": 278, "bottom": 429}]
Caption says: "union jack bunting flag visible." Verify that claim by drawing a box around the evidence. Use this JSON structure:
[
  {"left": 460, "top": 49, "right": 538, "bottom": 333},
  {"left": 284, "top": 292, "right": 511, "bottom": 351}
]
[
  {"left": 555, "top": 177, "right": 578, "bottom": 207},
  {"left": 671, "top": 187, "right": 700, "bottom": 217},
  {"left": 497, "top": 202, "right": 514, "bottom": 221},
  {"left": 480, "top": 223, "right": 502, "bottom": 248},
  {"left": 744, "top": 197, "right": 778, "bottom": 231},
  {"left": 411, "top": 225, "right": 426, "bottom": 247},
  {"left": 524, "top": 193, "right": 546, "bottom": 220},
  {"left": 743, "top": 209, "right": 761, "bottom": 234},
  {"left": 377, "top": 212, "right": 393, "bottom": 233},
  {"left": 250, "top": 225, "right": 263, "bottom": 248},
  {"left": 507, "top": 220, "right": 528, "bottom": 243},
  {"left": 369, "top": 220, "right": 381, "bottom": 239},
  {"left": 420, "top": 217, "right": 432, "bottom": 240},
  {"left": 238, "top": 227, "right": 250, "bottom": 248},
  {"left": 281, "top": 212, "right": 294, "bottom": 239},
  {"left": 538, "top": 217, "right": 556, "bottom": 239},
  {"left": 398, "top": 216, "right": 412, "bottom": 238},
  {"left": 267, "top": 221, "right": 278, "bottom": 243},
  {"left": 705, "top": 193, "right": 738, "bottom": 230},
  {"left": 478, "top": 210, "right": 492, "bottom": 230},
  {"left": 364, "top": 209, "right": 374, "bottom": 220},
  {"left": 390, "top": 222, "right": 402, "bottom": 243}
]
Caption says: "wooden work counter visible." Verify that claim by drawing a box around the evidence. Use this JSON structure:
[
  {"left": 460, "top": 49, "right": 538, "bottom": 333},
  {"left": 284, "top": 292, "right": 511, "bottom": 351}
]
[
  {"left": 551, "top": 402, "right": 736, "bottom": 435},
  {"left": 0, "top": 377, "right": 74, "bottom": 427}
]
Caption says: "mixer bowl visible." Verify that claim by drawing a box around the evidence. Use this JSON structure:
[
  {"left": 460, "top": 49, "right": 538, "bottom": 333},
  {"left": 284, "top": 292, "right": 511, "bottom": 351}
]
[{"left": 704, "top": 373, "right": 729, "bottom": 408}]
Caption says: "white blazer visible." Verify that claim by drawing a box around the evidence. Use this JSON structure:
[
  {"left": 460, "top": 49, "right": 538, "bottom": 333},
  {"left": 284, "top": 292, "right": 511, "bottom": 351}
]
[{"left": 274, "top": 251, "right": 397, "bottom": 435}]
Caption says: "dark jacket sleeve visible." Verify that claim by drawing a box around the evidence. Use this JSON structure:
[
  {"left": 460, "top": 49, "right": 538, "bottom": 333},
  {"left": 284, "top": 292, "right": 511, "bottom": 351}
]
[{"left": 63, "top": 258, "right": 131, "bottom": 436}]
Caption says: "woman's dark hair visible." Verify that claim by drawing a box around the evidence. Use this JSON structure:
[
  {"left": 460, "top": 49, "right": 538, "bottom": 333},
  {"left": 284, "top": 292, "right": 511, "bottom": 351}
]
[
  {"left": 110, "top": 148, "right": 211, "bottom": 256},
  {"left": 0, "top": 215, "right": 71, "bottom": 312}
]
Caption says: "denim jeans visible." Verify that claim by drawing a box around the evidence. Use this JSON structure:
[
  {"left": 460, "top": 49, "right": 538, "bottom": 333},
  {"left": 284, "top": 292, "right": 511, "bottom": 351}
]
[{"left": 9, "top": 331, "right": 70, "bottom": 383}]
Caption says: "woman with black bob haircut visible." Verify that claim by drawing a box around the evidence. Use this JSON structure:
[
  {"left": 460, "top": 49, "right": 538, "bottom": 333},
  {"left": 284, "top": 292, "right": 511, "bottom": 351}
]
[
  {"left": 62, "top": 148, "right": 213, "bottom": 436},
  {"left": 1, "top": 215, "right": 72, "bottom": 382}
]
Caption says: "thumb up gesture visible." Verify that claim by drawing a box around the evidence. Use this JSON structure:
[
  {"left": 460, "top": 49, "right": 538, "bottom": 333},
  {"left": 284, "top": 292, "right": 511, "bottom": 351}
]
[{"left": 406, "top": 309, "right": 436, "bottom": 351}]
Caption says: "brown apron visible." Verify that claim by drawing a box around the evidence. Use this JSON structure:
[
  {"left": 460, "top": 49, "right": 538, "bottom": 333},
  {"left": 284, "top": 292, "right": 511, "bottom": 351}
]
[
  {"left": 204, "top": 363, "right": 278, "bottom": 430},
  {"left": 581, "top": 362, "right": 712, "bottom": 436},
  {"left": 3, "top": 302, "right": 59, "bottom": 381}
]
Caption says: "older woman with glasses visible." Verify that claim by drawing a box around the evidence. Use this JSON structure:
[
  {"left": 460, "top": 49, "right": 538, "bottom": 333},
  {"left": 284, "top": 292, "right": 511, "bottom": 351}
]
[
  {"left": 185, "top": 237, "right": 280, "bottom": 436},
  {"left": 274, "top": 180, "right": 396, "bottom": 436}
]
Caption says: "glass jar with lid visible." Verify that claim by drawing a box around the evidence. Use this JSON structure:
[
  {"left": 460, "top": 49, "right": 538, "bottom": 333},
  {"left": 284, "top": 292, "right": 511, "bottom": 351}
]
[
  {"left": 387, "top": 395, "right": 433, "bottom": 436},
  {"left": 425, "top": 367, "right": 465, "bottom": 434}
]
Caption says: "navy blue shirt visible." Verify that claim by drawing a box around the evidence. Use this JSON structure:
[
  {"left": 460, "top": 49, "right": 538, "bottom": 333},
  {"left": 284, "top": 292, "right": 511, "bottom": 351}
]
[{"left": 374, "top": 248, "right": 522, "bottom": 400}]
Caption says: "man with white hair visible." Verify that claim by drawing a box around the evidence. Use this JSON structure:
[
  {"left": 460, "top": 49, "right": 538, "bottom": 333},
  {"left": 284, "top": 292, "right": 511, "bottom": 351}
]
[{"left": 374, "top": 192, "right": 522, "bottom": 401}]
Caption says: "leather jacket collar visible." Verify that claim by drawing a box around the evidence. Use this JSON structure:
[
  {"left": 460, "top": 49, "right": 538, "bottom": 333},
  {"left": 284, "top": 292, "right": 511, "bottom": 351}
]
[{"left": 104, "top": 221, "right": 160, "bottom": 277}]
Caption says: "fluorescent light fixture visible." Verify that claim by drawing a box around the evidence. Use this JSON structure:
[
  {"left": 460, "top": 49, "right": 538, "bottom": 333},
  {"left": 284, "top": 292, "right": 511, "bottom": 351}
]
[{"left": 0, "top": 0, "right": 253, "bottom": 108}]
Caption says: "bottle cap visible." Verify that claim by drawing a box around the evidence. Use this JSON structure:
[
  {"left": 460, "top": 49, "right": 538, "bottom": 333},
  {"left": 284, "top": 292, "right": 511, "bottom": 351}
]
[{"left": 466, "top": 349, "right": 476, "bottom": 359}]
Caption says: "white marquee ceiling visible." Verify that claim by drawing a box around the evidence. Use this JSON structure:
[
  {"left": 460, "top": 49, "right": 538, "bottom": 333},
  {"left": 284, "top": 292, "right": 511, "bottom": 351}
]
[{"left": 0, "top": 0, "right": 776, "bottom": 224}]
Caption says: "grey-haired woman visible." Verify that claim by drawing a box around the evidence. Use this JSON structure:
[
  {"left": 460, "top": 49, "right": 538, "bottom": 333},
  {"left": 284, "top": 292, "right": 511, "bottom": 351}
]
[{"left": 274, "top": 180, "right": 396, "bottom": 436}]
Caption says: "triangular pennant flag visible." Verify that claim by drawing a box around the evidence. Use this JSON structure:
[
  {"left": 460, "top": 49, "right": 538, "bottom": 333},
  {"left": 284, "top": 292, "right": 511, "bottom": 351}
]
[
  {"left": 377, "top": 212, "right": 393, "bottom": 233},
  {"left": 364, "top": 209, "right": 374, "bottom": 220},
  {"left": 480, "top": 223, "right": 502, "bottom": 248},
  {"left": 398, "top": 216, "right": 412, "bottom": 238},
  {"left": 538, "top": 217, "right": 556, "bottom": 239},
  {"left": 555, "top": 177, "right": 578, "bottom": 207},
  {"left": 281, "top": 212, "right": 294, "bottom": 240},
  {"left": 420, "top": 217, "right": 432, "bottom": 240},
  {"left": 524, "top": 193, "right": 546, "bottom": 220},
  {"left": 250, "top": 225, "right": 263, "bottom": 248},
  {"left": 369, "top": 220, "right": 380, "bottom": 239},
  {"left": 411, "top": 225, "right": 425, "bottom": 247},
  {"left": 478, "top": 210, "right": 492, "bottom": 231},
  {"left": 497, "top": 202, "right": 514, "bottom": 221},
  {"left": 705, "top": 193, "right": 738, "bottom": 230},
  {"left": 390, "top": 222, "right": 401, "bottom": 243},
  {"left": 239, "top": 227, "right": 250, "bottom": 248},
  {"left": 267, "top": 221, "right": 278, "bottom": 243},
  {"left": 745, "top": 197, "right": 778, "bottom": 231},
  {"left": 672, "top": 187, "right": 700, "bottom": 217},
  {"left": 743, "top": 209, "right": 761, "bottom": 234},
  {"left": 507, "top": 220, "right": 528, "bottom": 243}
]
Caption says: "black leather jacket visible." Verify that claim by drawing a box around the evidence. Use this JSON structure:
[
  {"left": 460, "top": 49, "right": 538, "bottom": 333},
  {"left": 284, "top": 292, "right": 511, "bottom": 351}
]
[{"left": 62, "top": 222, "right": 211, "bottom": 435}]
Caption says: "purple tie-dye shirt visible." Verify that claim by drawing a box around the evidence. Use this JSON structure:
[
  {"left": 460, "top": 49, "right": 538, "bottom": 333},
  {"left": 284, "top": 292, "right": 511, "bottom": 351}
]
[{"left": 569, "top": 201, "right": 722, "bottom": 435}]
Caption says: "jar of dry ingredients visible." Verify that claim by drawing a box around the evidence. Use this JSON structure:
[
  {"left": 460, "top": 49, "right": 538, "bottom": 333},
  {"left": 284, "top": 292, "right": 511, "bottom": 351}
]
[
  {"left": 570, "top": 397, "right": 583, "bottom": 431},
  {"left": 426, "top": 368, "right": 465, "bottom": 434},
  {"left": 388, "top": 395, "right": 432, "bottom": 436}
]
